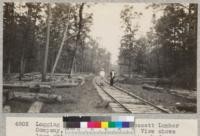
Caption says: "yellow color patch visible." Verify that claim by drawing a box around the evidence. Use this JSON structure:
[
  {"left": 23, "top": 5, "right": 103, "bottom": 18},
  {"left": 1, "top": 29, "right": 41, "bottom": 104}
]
[{"left": 101, "top": 122, "right": 108, "bottom": 128}]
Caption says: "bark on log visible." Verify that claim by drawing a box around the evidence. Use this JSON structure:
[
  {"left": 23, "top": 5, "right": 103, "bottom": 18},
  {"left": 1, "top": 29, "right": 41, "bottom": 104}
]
[
  {"left": 4, "top": 84, "right": 29, "bottom": 89},
  {"left": 52, "top": 82, "right": 79, "bottom": 88},
  {"left": 3, "top": 84, "right": 51, "bottom": 89},
  {"left": 142, "top": 84, "right": 165, "bottom": 92},
  {"left": 9, "top": 92, "right": 62, "bottom": 102},
  {"left": 176, "top": 103, "right": 196, "bottom": 112}
]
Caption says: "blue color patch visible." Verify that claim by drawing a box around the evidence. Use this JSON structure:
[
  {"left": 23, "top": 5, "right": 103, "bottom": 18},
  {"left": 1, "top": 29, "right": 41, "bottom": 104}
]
[{"left": 115, "top": 122, "right": 122, "bottom": 128}]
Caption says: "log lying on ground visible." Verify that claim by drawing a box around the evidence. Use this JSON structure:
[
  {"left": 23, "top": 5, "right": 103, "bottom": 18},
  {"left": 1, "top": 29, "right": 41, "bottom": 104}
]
[
  {"left": 29, "top": 84, "right": 52, "bottom": 93},
  {"left": 4, "top": 81, "right": 78, "bottom": 89},
  {"left": 24, "top": 72, "right": 40, "bottom": 76},
  {"left": 169, "top": 89, "right": 196, "bottom": 101},
  {"left": 52, "top": 83, "right": 78, "bottom": 88},
  {"left": 142, "top": 84, "right": 165, "bottom": 92},
  {"left": 4, "top": 84, "right": 29, "bottom": 89},
  {"left": 143, "top": 77, "right": 159, "bottom": 80},
  {"left": 20, "top": 77, "right": 33, "bottom": 81},
  {"left": 143, "top": 84, "right": 196, "bottom": 101},
  {"left": 51, "top": 80, "right": 79, "bottom": 88},
  {"left": 175, "top": 103, "right": 196, "bottom": 112},
  {"left": 4, "top": 84, "right": 51, "bottom": 89},
  {"left": 4, "top": 84, "right": 52, "bottom": 95},
  {"left": 142, "top": 78, "right": 159, "bottom": 83},
  {"left": 28, "top": 101, "right": 43, "bottom": 113},
  {"left": 9, "top": 91, "right": 62, "bottom": 102},
  {"left": 142, "top": 80, "right": 157, "bottom": 85}
]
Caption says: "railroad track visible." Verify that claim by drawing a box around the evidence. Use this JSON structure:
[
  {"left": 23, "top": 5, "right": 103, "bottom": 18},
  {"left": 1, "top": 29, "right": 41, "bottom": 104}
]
[{"left": 95, "top": 77, "right": 171, "bottom": 113}]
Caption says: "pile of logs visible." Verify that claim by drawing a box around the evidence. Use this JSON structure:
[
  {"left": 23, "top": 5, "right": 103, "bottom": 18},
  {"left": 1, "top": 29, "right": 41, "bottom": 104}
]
[
  {"left": 3, "top": 83, "right": 62, "bottom": 106},
  {"left": 3, "top": 73, "right": 87, "bottom": 113}
]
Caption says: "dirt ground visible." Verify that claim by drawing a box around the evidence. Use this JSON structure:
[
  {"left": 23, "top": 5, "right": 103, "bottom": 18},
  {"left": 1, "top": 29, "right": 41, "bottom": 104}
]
[
  {"left": 117, "top": 83, "right": 196, "bottom": 113},
  {"left": 41, "top": 76, "right": 111, "bottom": 113}
]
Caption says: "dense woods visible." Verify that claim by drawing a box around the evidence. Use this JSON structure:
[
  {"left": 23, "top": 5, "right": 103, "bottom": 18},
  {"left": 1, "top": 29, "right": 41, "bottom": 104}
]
[
  {"left": 118, "top": 4, "right": 197, "bottom": 89},
  {"left": 3, "top": 3, "right": 111, "bottom": 80}
]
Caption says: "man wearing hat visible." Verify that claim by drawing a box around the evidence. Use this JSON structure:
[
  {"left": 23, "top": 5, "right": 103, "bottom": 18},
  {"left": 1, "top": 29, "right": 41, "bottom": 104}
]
[{"left": 110, "top": 70, "right": 115, "bottom": 86}]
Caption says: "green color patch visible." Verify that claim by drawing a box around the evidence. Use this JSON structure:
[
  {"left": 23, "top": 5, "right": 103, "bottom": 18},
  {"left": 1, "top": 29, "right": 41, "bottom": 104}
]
[{"left": 108, "top": 122, "right": 115, "bottom": 128}]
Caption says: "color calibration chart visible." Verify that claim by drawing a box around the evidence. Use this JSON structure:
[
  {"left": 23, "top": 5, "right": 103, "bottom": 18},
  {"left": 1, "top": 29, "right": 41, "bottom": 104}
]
[
  {"left": 63, "top": 116, "right": 135, "bottom": 135},
  {"left": 6, "top": 117, "right": 198, "bottom": 136}
]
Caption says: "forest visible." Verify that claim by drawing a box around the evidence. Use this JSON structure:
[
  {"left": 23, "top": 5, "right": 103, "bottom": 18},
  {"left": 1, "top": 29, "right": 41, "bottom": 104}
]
[
  {"left": 3, "top": 3, "right": 111, "bottom": 81},
  {"left": 118, "top": 4, "right": 197, "bottom": 89},
  {"left": 3, "top": 3, "right": 198, "bottom": 89},
  {"left": 3, "top": 3, "right": 197, "bottom": 113}
]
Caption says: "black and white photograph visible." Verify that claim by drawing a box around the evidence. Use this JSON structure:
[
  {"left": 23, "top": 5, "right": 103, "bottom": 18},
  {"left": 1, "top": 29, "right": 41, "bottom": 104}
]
[{"left": 3, "top": 2, "right": 197, "bottom": 113}]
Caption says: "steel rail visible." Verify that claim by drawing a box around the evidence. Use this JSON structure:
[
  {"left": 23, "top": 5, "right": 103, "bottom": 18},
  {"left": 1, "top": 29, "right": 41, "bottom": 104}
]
[
  {"left": 95, "top": 79, "right": 133, "bottom": 113},
  {"left": 95, "top": 77, "right": 171, "bottom": 113},
  {"left": 111, "top": 84, "right": 171, "bottom": 113}
]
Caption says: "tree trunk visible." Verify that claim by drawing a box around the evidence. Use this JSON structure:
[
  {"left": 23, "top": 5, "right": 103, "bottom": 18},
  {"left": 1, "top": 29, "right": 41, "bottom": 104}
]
[
  {"left": 155, "top": 47, "right": 162, "bottom": 78},
  {"left": 7, "top": 61, "right": 11, "bottom": 74},
  {"left": 128, "top": 58, "right": 131, "bottom": 78},
  {"left": 6, "top": 3, "right": 15, "bottom": 74},
  {"left": 51, "top": 22, "right": 69, "bottom": 76},
  {"left": 42, "top": 4, "right": 51, "bottom": 81},
  {"left": 19, "top": 50, "right": 25, "bottom": 81},
  {"left": 69, "top": 3, "right": 84, "bottom": 76}
]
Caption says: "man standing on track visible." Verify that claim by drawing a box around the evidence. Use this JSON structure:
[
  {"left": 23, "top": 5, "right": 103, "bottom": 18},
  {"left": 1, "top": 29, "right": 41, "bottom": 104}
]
[{"left": 110, "top": 70, "right": 115, "bottom": 86}]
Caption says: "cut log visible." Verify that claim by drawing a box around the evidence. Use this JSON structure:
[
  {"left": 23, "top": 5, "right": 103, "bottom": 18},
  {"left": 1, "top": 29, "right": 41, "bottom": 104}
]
[
  {"left": 52, "top": 84, "right": 78, "bottom": 88},
  {"left": 4, "top": 84, "right": 29, "bottom": 89},
  {"left": 142, "top": 81, "right": 157, "bottom": 85},
  {"left": 29, "top": 84, "right": 52, "bottom": 93},
  {"left": 175, "top": 103, "right": 196, "bottom": 112},
  {"left": 4, "top": 78, "right": 79, "bottom": 90},
  {"left": 21, "top": 77, "right": 33, "bottom": 81},
  {"left": 11, "top": 92, "right": 62, "bottom": 102},
  {"left": 143, "top": 78, "right": 159, "bottom": 81},
  {"left": 28, "top": 101, "right": 43, "bottom": 113},
  {"left": 142, "top": 84, "right": 165, "bottom": 92},
  {"left": 4, "top": 82, "right": 78, "bottom": 89},
  {"left": 169, "top": 89, "right": 196, "bottom": 101},
  {"left": 52, "top": 81, "right": 79, "bottom": 88},
  {"left": 4, "top": 84, "right": 51, "bottom": 89}
]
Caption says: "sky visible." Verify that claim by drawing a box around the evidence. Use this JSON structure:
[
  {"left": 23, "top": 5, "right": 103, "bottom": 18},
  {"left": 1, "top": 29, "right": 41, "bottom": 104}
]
[{"left": 86, "top": 3, "right": 160, "bottom": 65}]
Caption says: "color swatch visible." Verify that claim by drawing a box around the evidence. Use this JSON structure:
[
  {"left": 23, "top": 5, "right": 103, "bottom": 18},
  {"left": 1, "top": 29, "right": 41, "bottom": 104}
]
[{"left": 63, "top": 116, "right": 134, "bottom": 129}]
